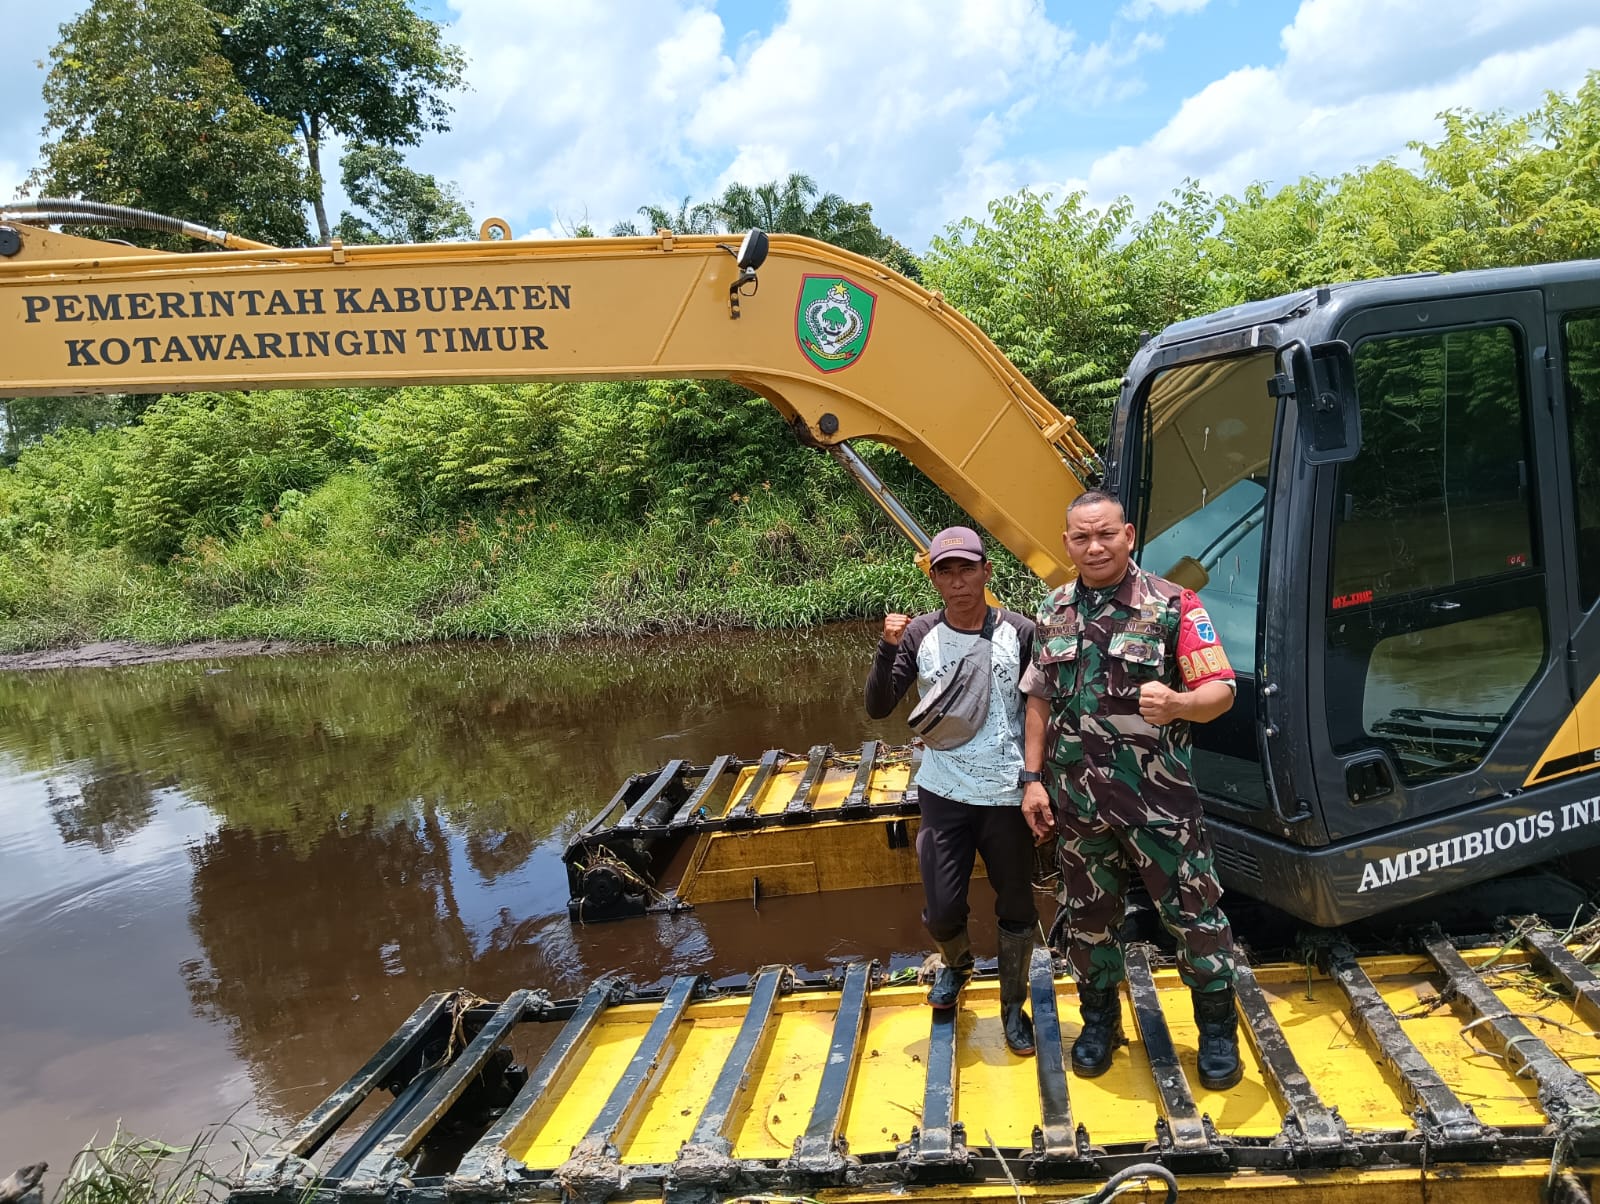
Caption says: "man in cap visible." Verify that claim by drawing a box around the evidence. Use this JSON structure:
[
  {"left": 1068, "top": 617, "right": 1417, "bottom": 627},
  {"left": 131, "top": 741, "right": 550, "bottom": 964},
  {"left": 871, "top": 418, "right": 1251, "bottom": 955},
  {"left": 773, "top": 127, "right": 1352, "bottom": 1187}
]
[
  {"left": 1020, "top": 490, "right": 1242, "bottom": 1089},
  {"left": 865, "top": 526, "right": 1053, "bottom": 1055}
]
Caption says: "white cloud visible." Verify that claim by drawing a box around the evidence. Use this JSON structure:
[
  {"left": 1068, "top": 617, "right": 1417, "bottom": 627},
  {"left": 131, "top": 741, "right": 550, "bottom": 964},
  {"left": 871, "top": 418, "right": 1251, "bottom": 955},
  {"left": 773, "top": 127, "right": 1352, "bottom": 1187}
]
[
  {"left": 416, "top": 0, "right": 734, "bottom": 238},
  {"left": 913, "top": 111, "right": 1019, "bottom": 238},
  {"left": 679, "top": 0, "right": 1164, "bottom": 240},
  {"left": 1121, "top": 0, "right": 1210, "bottom": 18},
  {"left": 419, "top": 0, "right": 1162, "bottom": 243},
  {"left": 1279, "top": 0, "right": 1588, "bottom": 103},
  {"left": 1083, "top": 0, "right": 1600, "bottom": 216}
]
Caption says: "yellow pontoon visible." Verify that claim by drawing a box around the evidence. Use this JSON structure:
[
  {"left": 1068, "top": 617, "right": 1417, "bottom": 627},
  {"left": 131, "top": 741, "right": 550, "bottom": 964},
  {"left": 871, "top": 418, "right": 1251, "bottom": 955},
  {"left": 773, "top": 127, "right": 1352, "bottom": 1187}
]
[
  {"left": 566, "top": 743, "right": 941, "bottom": 921},
  {"left": 233, "top": 929, "right": 1600, "bottom": 1204}
]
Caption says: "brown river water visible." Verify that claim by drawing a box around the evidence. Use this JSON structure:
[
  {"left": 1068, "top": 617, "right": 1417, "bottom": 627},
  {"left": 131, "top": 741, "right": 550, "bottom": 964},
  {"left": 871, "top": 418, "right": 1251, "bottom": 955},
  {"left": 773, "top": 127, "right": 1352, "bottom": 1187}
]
[{"left": 0, "top": 625, "right": 1027, "bottom": 1175}]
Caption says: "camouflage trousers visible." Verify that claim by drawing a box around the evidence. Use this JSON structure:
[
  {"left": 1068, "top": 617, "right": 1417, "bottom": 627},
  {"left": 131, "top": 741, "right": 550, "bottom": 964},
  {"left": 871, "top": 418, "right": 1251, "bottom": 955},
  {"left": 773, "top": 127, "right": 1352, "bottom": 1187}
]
[{"left": 1054, "top": 808, "right": 1236, "bottom": 993}]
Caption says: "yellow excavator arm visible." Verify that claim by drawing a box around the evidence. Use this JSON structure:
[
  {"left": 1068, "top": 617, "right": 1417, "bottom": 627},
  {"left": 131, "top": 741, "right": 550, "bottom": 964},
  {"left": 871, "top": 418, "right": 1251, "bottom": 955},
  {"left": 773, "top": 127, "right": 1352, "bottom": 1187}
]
[{"left": 0, "top": 222, "right": 1097, "bottom": 584}]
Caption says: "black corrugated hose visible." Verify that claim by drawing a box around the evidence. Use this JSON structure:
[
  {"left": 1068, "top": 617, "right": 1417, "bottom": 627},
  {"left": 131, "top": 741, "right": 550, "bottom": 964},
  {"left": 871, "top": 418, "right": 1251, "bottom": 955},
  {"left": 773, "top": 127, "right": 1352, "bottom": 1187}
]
[
  {"left": 0, "top": 198, "right": 275, "bottom": 249},
  {"left": 1081, "top": 1162, "right": 1180, "bottom": 1204}
]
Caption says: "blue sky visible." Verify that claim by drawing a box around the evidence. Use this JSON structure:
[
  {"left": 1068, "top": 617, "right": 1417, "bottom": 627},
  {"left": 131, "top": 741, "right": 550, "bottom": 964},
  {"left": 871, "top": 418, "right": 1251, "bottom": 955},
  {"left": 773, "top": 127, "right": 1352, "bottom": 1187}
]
[{"left": 2, "top": 0, "right": 1598, "bottom": 249}]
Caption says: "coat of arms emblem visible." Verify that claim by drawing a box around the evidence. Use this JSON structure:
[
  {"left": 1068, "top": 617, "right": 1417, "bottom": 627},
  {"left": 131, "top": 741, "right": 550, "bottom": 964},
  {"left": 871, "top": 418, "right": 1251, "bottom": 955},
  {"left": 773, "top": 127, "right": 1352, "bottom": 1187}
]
[{"left": 795, "top": 276, "right": 876, "bottom": 372}]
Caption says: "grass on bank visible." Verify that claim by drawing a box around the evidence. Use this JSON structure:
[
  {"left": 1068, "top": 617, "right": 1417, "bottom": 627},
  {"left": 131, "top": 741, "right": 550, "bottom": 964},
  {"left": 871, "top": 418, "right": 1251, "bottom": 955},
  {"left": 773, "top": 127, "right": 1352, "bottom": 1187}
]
[
  {"left": 46, "top": 1124, "right": 251, "bottom": 1204},
  {"left": 0, "top": 466, "right": 1042, "bottom": 652}
]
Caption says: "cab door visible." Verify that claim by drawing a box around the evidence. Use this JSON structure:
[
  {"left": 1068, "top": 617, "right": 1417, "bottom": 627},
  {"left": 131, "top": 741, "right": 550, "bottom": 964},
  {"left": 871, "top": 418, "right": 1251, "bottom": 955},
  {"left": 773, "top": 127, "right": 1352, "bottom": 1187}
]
[
  {"left": 1541, "top": 283, "right": 1600, "bottom": 784},
  {"left": 1133, "top": 351, "right": 1284, "bottom": 814},
  {"left": 1308, "top": 290, "right": 1570, "bottom": 839}
]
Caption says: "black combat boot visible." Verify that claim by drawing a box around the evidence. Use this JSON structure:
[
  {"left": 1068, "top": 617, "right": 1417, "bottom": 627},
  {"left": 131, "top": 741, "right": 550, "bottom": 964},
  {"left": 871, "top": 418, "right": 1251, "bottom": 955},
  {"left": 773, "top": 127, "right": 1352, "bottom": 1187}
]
[
  {"left": 1070, "top": 984, "right": 1124, "bottom": 1077},
  {"left": 996, "top": 926, "right": 1036, "bottom": 1056},
  {"left": 927, "top": 930, "right": 974, "bottom": 1009},
  {"left": 1192, "top": 986, "right": 1243, "bottom": 1090}
]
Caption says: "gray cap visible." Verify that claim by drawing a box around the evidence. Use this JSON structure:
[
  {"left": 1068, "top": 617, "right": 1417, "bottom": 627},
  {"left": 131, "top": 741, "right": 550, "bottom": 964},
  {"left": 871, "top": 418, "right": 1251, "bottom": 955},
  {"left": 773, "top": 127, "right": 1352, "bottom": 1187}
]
[{"left": 929, "top": 525, "right": 985, "bottom": 565}]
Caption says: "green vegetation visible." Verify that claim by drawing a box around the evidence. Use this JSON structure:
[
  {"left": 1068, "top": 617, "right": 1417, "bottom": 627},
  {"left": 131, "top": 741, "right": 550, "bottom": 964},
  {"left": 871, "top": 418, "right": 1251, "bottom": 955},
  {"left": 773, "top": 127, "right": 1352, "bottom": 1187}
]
[
  {"left": 3, "top": 74, "right": 1598, "bottom": 651},
  {"left": 30, "top": 0, "right": 466, "bottom": 247},
  {"left": 29, "top": 0, "right": 311, "bottom": 248},
  {"left": 923, "top": 74, "right": 1600, "bottom": 441},
  {"left": 214, "top": 0, "right": 466, "bottom": 244},
  {"left": 610, "top": 171, "right": 921, "bottom": 280},
  {"left": 47, "top": 1124, "right": 246, "bottom": 1204},
  {"left": 0, "top": 381, "right": 990, "bottom": 649}
]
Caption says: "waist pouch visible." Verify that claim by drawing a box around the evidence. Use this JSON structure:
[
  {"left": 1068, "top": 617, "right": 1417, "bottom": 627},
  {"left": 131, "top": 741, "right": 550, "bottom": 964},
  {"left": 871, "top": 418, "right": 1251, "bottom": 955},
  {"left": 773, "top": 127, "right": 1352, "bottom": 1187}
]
[{"left": 907, "top": 608, "right": 996, "bottom": 751}]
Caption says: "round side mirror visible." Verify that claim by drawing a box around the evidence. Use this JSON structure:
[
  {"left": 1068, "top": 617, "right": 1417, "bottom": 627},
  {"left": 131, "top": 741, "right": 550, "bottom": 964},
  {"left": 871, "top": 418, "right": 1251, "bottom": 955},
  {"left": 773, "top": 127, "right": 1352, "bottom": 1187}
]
[{"left": 736, "top": 228, "right": 769, "bottom": 271}]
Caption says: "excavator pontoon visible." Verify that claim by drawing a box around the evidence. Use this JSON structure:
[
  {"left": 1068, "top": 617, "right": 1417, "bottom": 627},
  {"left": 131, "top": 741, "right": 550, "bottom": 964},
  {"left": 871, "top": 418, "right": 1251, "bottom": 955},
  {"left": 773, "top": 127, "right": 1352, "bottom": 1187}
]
[
  {"left": 229, "top": 928, "right": 1600, "bottom": 1204},
  {"left": 7, "top": 206, "right": 1600, "bottom": 1200}
]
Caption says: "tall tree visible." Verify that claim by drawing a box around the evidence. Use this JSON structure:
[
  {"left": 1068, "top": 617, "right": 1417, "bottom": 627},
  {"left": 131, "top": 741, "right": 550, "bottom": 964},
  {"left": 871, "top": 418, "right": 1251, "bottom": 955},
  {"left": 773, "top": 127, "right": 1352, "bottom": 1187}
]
[
  {"left": 1117, "top": 178, "right": 1231, "bottom": 335},
  {"left": 615, "top": 175, "right": 921, "bottom": 277},
  {"left": 30, "top": 0, "right": 310, "bottom": 248},
  {"left": 610, "top": 196, "right": 719, "bottom": 237},
  {"left": 336, "top": 143, "right": 473, "bottom": 244},
  {"left": 711, "top": 173, "right": 920, "bottom": 276},
  {"left": 217, "top": 0, "right": 466, "bottom": 244}
]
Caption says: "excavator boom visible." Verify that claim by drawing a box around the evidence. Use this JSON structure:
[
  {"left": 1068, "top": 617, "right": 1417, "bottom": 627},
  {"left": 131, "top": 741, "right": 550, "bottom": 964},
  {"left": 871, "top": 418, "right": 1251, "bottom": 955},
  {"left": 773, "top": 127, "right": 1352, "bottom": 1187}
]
[{"left": 0, "top": 222, "right": 1095, "bottom": 584}]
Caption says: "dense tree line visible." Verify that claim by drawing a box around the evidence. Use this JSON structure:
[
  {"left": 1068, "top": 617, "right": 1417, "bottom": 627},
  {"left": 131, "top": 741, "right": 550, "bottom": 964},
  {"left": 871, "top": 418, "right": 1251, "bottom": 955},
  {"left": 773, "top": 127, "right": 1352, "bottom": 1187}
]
[{"left": 924, "top": 73, "right": 1600, "bottom": 436}]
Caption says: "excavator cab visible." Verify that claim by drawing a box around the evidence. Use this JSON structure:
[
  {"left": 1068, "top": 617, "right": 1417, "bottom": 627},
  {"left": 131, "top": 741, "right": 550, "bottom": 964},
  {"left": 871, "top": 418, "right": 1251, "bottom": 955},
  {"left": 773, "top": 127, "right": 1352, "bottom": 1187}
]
[{"left": 1111, "top": 264, "right": 1600, "bottom": 926}]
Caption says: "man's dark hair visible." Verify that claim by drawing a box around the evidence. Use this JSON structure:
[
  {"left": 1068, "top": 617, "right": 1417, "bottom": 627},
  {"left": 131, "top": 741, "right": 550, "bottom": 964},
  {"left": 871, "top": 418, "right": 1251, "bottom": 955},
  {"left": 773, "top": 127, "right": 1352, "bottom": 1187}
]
[{"left": 1066, "top": 490, "right": 1126, "bottom": 523}]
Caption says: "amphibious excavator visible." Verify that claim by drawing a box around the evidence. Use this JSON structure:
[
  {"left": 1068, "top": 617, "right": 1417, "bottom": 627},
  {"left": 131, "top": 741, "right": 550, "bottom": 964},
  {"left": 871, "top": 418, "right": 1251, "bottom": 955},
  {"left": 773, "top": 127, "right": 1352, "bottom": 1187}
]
[{"left": 7, "top": 201, "right": 1600, "bottom": 1201}]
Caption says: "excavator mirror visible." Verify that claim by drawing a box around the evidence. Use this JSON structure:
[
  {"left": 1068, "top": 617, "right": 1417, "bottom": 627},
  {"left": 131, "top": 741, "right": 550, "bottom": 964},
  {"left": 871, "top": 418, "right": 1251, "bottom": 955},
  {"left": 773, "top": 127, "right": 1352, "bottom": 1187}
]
[
  {"left": 736, "top": 228, "right": 769, "bottom": 270},
  {"left": 725, "top": 230, "right": 769, "bottom": 319},
  {"left": 1277, "top": 339, "right": 1360, "bottom": 466}
]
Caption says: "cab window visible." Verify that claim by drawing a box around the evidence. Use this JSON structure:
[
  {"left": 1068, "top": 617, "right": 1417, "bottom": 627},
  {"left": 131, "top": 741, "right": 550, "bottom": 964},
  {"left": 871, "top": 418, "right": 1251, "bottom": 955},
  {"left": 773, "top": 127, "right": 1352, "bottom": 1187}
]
[
  {"left": 1325, "top": 324, "right": 1545, "bottom": 782},
  {"left": 1562, "top": 310, "right": 1600, "bottom": 608}
]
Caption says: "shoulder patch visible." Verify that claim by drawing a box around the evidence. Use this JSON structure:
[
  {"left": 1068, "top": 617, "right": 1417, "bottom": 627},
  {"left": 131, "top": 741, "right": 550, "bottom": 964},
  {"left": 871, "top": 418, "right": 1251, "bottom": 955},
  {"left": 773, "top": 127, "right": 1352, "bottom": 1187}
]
[{"left": 1185, "top": 605, "right": 1217, "bottom": 645}]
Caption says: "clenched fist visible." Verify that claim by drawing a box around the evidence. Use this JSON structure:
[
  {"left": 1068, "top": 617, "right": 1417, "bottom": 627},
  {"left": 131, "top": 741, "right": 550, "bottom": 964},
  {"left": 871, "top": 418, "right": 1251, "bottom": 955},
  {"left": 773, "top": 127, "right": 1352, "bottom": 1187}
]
[
  {"left": 883, "top": 613, "right": 912, "bottom": 645},
  {"left": 1138, "top": 680, "right": 1184, "bottom": 725}
]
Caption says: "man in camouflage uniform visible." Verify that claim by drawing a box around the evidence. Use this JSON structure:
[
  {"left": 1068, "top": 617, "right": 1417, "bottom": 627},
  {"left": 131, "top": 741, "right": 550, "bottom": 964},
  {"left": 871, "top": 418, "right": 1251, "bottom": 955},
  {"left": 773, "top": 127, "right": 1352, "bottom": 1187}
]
[{"left": 1019, "top": 490, "right": 1242, "bottom": 1089}]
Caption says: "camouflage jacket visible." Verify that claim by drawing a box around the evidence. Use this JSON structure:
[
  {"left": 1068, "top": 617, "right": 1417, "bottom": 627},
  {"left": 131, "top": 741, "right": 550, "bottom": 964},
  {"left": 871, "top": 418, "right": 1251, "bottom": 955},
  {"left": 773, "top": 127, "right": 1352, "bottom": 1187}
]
[{"left": 1019, "top": 565, "right": 1235, "bottom": 826}]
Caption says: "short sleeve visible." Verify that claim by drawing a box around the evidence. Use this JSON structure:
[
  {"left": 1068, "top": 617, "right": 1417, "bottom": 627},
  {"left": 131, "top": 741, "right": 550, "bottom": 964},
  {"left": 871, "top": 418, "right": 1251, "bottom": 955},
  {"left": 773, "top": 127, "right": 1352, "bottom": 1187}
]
[
  {"left": 1015, "top": 613, "right": 1035, "bottom": 674},
  {"left": 1175, "top": 589, "right": 1236, "bottom": 688},
  {"left": 1021, "top": 594, "right": 1060, "bottom": 696}
]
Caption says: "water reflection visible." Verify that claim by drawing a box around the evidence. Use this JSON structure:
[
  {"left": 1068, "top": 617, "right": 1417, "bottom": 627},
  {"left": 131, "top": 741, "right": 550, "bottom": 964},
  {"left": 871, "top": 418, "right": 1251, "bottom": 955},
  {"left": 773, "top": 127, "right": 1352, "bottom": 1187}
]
[
  {"left": 47, "top": 770, "right": 166, "bottom": 851},
  {"left": 0, "top": 626, "right": 972, "bottom": 1174},
  {"left": 0, "top": 629, "right": 905, "bottom": 853}
]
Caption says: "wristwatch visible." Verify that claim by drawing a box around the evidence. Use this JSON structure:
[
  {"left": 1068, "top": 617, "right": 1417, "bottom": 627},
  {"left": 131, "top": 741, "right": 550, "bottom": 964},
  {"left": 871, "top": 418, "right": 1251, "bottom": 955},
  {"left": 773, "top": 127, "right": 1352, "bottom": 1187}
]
[{"left": 1018, "top": 770, "right": 1043, "bottom": 784}]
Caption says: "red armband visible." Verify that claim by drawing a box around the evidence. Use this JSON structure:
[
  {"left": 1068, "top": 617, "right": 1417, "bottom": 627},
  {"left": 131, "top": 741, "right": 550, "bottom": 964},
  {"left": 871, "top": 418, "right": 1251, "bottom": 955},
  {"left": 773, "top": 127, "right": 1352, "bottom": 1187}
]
[{"left": 1175, "top": 589, "right": 1236, "bottom": 687}]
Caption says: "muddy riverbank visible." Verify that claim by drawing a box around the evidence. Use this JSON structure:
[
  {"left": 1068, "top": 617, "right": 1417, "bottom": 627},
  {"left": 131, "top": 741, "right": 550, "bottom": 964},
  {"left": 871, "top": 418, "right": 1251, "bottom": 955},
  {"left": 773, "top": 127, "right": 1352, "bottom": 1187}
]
[{"left": 0, "top": 638, "right": 303, "bottom": 672}]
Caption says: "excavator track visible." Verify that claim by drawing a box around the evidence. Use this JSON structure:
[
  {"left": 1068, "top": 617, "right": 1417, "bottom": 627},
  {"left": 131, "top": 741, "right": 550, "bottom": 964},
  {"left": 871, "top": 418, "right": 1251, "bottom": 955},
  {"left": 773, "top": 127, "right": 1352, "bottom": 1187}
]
[
  {"left": 565, "top": 743, "right": 936, "bottom": 921},
  {"left": 233, "top": 928, "right": 1600, "bottom": 1204}
]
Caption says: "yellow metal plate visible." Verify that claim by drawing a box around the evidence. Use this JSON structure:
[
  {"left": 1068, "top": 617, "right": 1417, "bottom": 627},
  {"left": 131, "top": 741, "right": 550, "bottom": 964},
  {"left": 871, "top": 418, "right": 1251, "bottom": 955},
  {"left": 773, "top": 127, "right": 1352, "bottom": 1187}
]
[
  {"left": 677, "top": 819, "right": 925, "bottom": 904},
  {"left": 504, "top": 943, "right": 1600, "bottom": 1197}
]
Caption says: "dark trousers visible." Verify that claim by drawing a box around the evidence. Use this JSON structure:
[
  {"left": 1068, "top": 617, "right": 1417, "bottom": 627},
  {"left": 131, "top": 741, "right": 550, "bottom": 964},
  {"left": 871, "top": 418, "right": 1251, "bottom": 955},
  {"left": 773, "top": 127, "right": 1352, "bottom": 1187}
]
[{"left": 916, "top": 787, "right": 1038, "bottom": 942}]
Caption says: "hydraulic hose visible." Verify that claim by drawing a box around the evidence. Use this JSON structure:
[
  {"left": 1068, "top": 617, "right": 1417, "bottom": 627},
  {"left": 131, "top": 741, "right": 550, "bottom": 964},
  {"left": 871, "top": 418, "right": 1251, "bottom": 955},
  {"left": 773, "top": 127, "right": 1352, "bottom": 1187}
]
[
  {"left": 0, "top": 197, "right": 278, "bottom": 250},
  {"left": 1079, "top": 1162, "right": 1179, "bottom": 1204}
]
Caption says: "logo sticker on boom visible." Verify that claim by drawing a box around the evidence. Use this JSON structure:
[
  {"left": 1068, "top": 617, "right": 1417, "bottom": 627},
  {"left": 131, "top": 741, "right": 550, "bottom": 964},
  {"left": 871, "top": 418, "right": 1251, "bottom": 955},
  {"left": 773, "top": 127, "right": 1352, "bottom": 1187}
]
[{"left": 796, "top": 276, "right": 877, "bottom": 373}]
